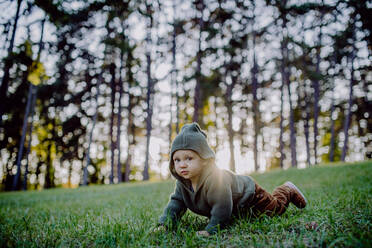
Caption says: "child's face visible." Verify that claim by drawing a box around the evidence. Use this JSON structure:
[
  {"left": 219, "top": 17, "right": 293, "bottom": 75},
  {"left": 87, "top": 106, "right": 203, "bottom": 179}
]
[{"left": 173, "top": 149, "right": 206, "bottom": 183}]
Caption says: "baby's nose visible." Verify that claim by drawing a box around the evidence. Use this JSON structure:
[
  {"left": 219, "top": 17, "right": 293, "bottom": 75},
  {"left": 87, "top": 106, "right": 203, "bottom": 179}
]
[{"left": 179, "top": 161, "right": 187, "bottom": 167}]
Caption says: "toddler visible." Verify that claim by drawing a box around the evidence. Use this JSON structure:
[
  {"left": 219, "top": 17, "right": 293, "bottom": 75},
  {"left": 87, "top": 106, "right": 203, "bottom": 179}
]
[{"left": 156, "top": 123, "right": 307, "bottom": 236}]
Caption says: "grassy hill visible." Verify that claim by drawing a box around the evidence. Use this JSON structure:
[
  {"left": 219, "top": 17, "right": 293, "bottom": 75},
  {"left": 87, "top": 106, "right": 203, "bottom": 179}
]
[{"left": 1, "top": 161, "right": 371, "bottom": 247}]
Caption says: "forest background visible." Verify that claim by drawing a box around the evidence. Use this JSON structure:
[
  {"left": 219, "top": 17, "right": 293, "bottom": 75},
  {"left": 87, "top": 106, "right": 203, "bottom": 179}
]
[{"left": 0, "top": 0, "right": 370, "bottom": 191}]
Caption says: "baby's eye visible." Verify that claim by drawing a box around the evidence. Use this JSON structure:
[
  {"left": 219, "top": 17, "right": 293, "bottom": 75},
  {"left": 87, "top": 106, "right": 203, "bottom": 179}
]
[
  {"left": 186, "top": 157, "right": 193, "bottom": 161},
  {"left": 174, "top": 158, "right": 180, "bottom": 162}
]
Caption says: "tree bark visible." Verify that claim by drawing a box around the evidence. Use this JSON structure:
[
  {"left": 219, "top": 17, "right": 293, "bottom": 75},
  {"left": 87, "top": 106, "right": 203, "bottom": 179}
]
[
  {"left": 303, "top": 86, "right": 311, "bottom": 166},
  {"left": 168, "top": 3, "right": 176, "bottom": 149},
  {"left": 116, "top": 53, "right": 124, "bottom": 183},
  {"left": 226, "top": 83, "right": 236, "bottom": 172},
  {"left": 143, "top": 2, "right": 154, "bottom": 181},
  {"left": 341, "top": 22, "right": 356, "bottom": 161},
  {"left": 329, "top": 53, "right": 337, "bottom": 162},
  {"left": 279, "top": 40, "right": 286, "bottom": 169},
  {"left": 224, "top": 66, "right": 237, "bottom": 172},
  {"left": 124, "top": 95, "right": 134, "bottom": 182},
  {"left": 213, "top": 97, "right": 219, "bottom": 151},
  {"left": 82, "top": 75, "right": 101, "bottom": 186},
  {"left": 193, "top": 0, "right": 204, "bottom": 123},
  {"left": 251, "top": 32, "right": 260, "bottom": 172},
  {"left": 44, "top": 119, "right": 56, "bottom": 189},
  {"left": 23, "top": 86, "right": 37, "bottom": 190},
  {"left": 109, "top": 63, "right": 116, "bottom": 184},
  {"left": 281, "top": 22, "right": 297, "bottom": 168},
  {"left": 23, "top": 18, "right": 45, "bottom": 190},
  {"left": 0, "top": 0, "right": 22, "bottom": 127},
  {"left": 286, "top": 72, "right": 297, "bottom": 167},
  {"left": 12, "top": 83, "right": 33, "bottom": 190},
  {"left": 124, "top": 39, "right": 135, "bottom": 182},
  {"left": 312, "top": 12, "right": 323, "bottom": 165}
]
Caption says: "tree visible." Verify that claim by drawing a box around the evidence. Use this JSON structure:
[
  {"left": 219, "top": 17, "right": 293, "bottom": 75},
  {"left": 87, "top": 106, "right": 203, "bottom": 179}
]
[
  {"left": 143, "top": 0, "right": 155, "bottom": 181},
  {"left": 124, "top": 42, "right": 139, "bottom": 182},
  {"left": 246, "top": 0, "right": 263, "bottom": 172},
  {"left": 12, "top": 17, "right": 46, "bottom": 190},
  {"left": 82, "top": 75, "right": 101, "bottom": 186},
  {"left": 282, "top": 9, "right": 297, "bottom": 168},
  {"left": 341, "top": 19, "right": 356, "bottom": 162},
  {"left": 109, "top": 62, "right": 116, "bottom": 184},
  {"left": 192, "top": 0, "right": 205, "bottom": 123},
  {"left": 0, "top": 0, "right": 22, "bottom": 128},
  {"left": 269, "top": 0, "right": 297, "bottom": 167},
  {"left": 168, "top": 0, "right": 180, "bottom": 146}
]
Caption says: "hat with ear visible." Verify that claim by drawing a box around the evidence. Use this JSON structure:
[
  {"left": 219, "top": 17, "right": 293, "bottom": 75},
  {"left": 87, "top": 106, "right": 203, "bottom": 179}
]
[{"left": 170, "top": 123, "right": 215, "bottom": 162}]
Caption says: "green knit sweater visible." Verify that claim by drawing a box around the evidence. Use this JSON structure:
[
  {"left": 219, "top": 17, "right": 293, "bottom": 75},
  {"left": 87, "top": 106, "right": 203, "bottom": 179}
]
[{"left": 159, "top": 164, "right": 255, "bottom": 234}]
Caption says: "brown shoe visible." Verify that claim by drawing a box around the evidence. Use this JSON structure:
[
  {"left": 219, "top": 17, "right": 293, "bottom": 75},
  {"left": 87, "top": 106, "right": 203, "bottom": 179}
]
[{"left": 284, "top": 181, "right": 307, "bottom": 208}]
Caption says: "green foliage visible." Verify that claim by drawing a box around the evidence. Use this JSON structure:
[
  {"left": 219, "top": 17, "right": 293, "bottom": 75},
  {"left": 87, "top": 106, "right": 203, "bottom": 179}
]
[
  {"left": 27, "top": 61, "right": 49, "bottom": 86},
  {"left": 321, "top": 132, "right": 341, "bottom": 162},
  {"left": 1, "top": 161, "right": 371, "bottom": 247}
]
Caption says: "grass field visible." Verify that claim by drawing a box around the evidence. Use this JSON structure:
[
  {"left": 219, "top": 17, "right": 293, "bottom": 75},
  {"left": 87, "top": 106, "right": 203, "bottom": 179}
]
[{"left": 1, "top": 161, "right": 371, "bottom": 247}]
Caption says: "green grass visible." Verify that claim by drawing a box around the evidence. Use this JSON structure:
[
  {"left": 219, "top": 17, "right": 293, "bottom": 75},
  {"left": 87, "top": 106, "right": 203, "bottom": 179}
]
[{"left": 1, "top": 161, "right": 371, "bottom": 247}]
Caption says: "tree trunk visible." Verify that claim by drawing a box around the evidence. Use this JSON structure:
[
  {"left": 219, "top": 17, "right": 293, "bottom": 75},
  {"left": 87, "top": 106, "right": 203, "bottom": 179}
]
[
  {"left": 225, "top": 70, "right": 237, "bottom": 173},
  {"left": 251, "top": 32, "right": 260, "bottom": 172},
  {"left": 282, "top": 23, "right": 297, "bottom": 167},
  {"left": 279, "top": 40, "right": 286, "bottom": 169},
  {"left": 0, "top": 0, "right": 22, "bottom": 127},
  {"left": 124, "top": 38, "right": 136, "bottom": 182},
  {"left": 303, "top": 86, "right": 311, "bottom": 166},
  {"left": 297, "top": 17, "right": 311, "bottom": 167},
  {"left": 168, "top": 95, "right": 173, "bottom": 150},
  {"left": 23, "top": 86, "right": 37, "bottom": 190},
  {"left": 226, "top": 83, "right": 235, "bottom": 172},
  {"left": 109, "top": 63, "right": 116, "bottom": 184},
  {"left": 213, "top": 97, "right": 219, "bottom": 151},
  {"left": 143, "top": 2, "right": 154, "bottom": 181},
  {"left": 341, "top": 23, "right": 356, "bottom": 161},
  {"left": 35, "top": 160, "right": 42, "bottom": 189},
  {"left": 12, "top": 83, "right": 33, "bottom": 190},
  {"left": 193, "top": 0, "right": 204, "bottom": 123},
  {"left": 329, "top": 54, "right": 336, "bottom": 162},
  {"left": 312, "top": 13, "right": 323, "bottom": 165},
  {"left": 238, "top": 106, "right": 247, "bottom": 155},
  {"left": 23, "top": 18, "right": 45, "bottom": 190},
  {"left": 124, "top": 95, "right": 134, "bottom": 182},
  {"left": 116, "top": 54, "right": 124, "bottom": 183},
  {"left": 286, "top": 73, "right": 297, "bottom": 167},
  {"left": 169, "top": 0, "right": 179, "bottom": 144},
  {"left": 82, "top": 75, "right": 101, "bottom": 186},
  {"left": 174, "top": 12, "right": 181, "bottom": 132},
  {"left": 23, "top": 86, "right": 38, "bottom": 190},
  {"left": 44, "top": 119, "right": 56, "bottom": 189}
]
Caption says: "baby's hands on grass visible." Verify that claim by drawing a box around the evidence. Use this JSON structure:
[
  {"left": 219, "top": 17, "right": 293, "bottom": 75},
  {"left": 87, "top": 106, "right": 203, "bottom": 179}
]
[{"left": 196, "top": 230, "right": 210, "bottom": 237}]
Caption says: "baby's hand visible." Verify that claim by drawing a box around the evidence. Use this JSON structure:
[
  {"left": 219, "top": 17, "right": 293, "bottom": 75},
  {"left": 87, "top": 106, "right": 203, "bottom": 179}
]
[
  {"left": 152, "top": 225, "right": 166, "bottom": 233},
  {"left": 196, "top": 230, "right": 210, "bottom": 237}
]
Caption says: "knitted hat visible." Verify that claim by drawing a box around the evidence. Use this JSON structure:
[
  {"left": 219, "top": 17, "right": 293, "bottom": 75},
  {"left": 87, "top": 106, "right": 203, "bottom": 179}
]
[{"left": 170, "top": 123, "right": 215, "bottom": 162}]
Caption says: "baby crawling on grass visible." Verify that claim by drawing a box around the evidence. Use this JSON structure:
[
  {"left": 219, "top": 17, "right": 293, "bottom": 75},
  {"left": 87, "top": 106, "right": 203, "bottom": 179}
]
[{"left": 155, "top": 123, "right": 307, "bottom": 236}]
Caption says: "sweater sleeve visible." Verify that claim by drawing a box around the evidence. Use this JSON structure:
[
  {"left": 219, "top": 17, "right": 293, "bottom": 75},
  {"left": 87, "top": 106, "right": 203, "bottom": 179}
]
[
  {"left": 159, "top": 181, "right": 187, "bottom": 228},
  {"left": 205, "top": 175, "right": 233, "bottom": 234}
]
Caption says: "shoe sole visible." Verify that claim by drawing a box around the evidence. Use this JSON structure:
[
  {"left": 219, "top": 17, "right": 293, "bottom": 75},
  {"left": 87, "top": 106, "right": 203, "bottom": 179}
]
[{"left": 285, "top": 181, "right": 308, "bottom": 206}]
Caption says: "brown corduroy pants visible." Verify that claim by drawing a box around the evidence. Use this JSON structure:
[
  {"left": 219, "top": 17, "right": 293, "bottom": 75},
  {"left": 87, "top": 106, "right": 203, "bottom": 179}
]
[{"left": 249, "top": 183, "right": 292, "bottom": 217}]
